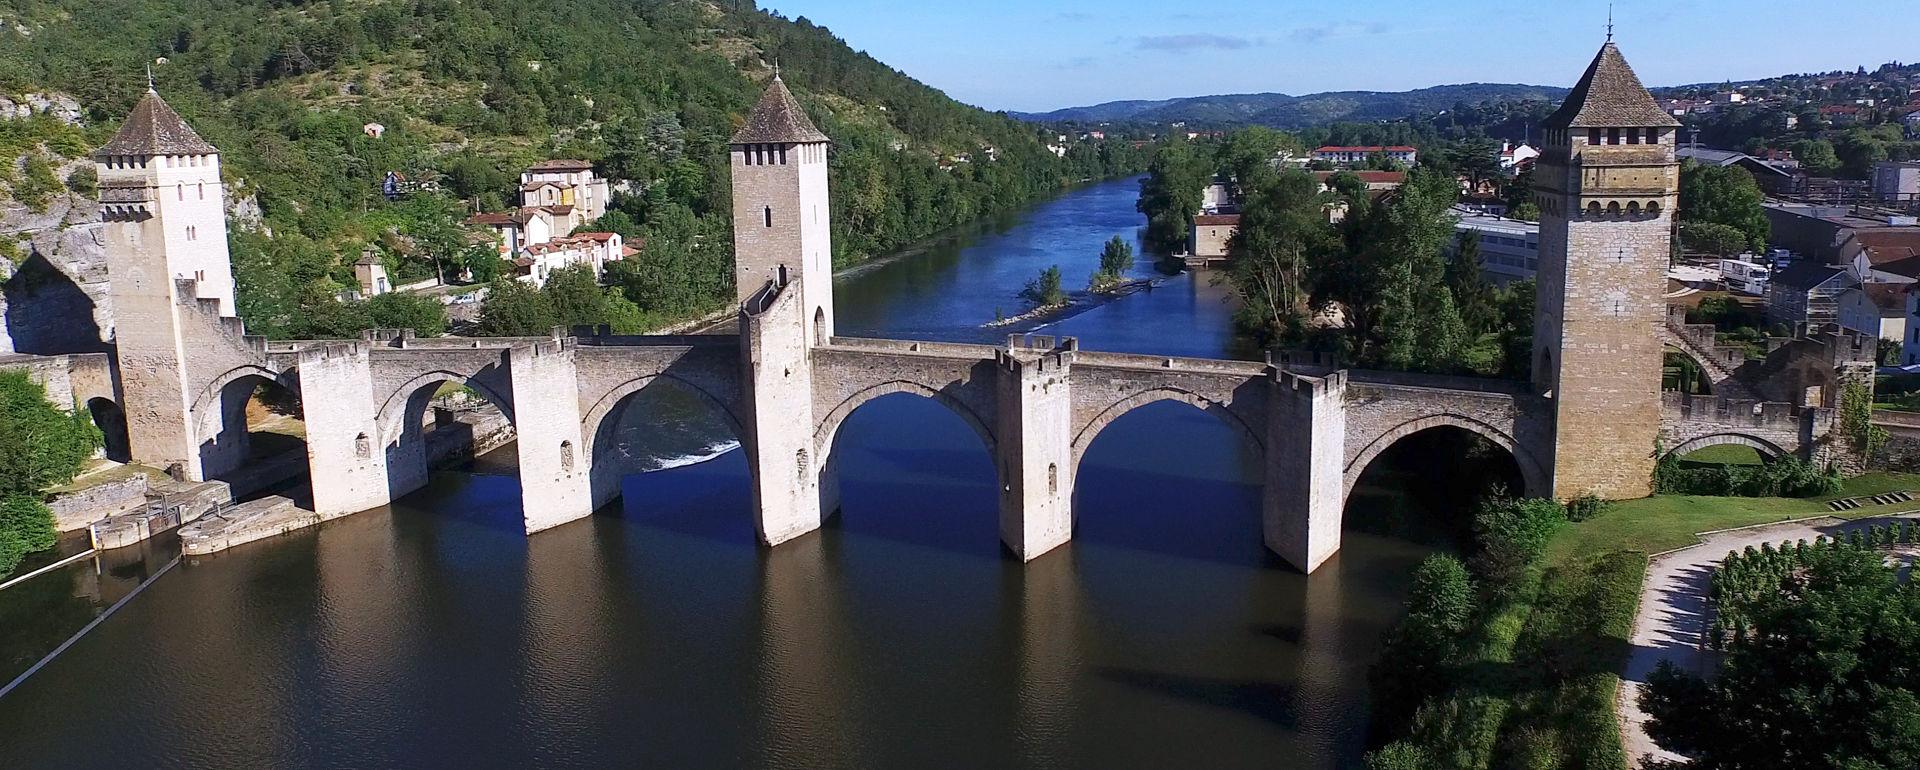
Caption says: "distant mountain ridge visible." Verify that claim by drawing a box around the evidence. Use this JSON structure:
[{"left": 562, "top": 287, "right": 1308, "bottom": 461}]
[{"left": 1014, "top": 83, "right": 1570, "bottom": 128}]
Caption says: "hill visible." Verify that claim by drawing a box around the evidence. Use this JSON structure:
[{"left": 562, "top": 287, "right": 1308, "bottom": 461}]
[
  {"left": 1016, "top": 83, "right": 1568, "bottom": 128},
  {"left": 0, "top": 0, "right": 1148, "bottom": 341}
]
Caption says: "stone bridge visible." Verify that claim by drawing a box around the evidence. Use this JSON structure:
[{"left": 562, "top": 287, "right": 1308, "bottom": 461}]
[{"left": 85, "top": 264, "right": 1605, "bottom": 573}]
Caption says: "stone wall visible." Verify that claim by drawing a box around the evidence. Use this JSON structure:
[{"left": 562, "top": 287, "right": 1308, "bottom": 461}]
[{"left": 47, "top": 472, "right": 149, "bottom": 532}]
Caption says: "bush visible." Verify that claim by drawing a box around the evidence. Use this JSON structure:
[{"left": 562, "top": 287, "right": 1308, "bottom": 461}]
[
  {"left": 0, "top": 494, "right": 56, "bottom": 575},
  {"left": 1470, "top": 497, "right": 1566, "bottom": 589},
  {"left": 1654, "top": 454, "right": 1840, "bottom": 498},
  {"left": 1565, "top": 493, "right": 1607, "bottom": 522}
]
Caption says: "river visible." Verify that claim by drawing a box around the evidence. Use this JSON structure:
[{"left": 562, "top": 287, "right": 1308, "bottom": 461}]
[{"left": 0, "top": 176, "right": 1433, "bottom": 769}]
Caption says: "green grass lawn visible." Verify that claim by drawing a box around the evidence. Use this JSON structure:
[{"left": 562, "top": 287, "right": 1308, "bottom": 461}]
[
  {"left": 1546, "top": 472, "right": 1920, "bottom": 566},
  {"left": 1676, "top": 443, "right": 1764, "bottom": 466}
]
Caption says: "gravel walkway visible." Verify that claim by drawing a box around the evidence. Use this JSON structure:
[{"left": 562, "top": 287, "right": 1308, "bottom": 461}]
[{"left": 1619, "top": 512, "right": 1920, "bottom": 768}]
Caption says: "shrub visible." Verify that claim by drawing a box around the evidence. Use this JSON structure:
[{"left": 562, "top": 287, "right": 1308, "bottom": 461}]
[
  {"left": 0, "top": 494, "right": 56, "bottom": 575},
  {"left": 1021, "top": 265, "right": 1066, "bottom": 307},
  {"left": 1469, "top": 497, "right": 1566, "bottom": 589},
  {"left": 1565, "top": 493, "right": 1607, "bottom": 522}
]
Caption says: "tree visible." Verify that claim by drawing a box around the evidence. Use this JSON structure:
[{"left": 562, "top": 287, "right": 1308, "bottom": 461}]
[
  {"left": 1642, "top": 546, "right": 1920, "bottom": 769},
  {"left": 475, "top": 278, "right": 556, "bottom": 336},
  {"left": 1792, "top": 138, "right": 1842, "bottom": 177},
  {"left": 1021, "top": 265, "right": 1066, "bottom": 307},
  {"left": 1679, "top": 221, "right": 1753, "bottom": 257},
  {"left": 1469, "top": 497, "right": 1565, "bottom": 589},
  {"left": 365, "top": 292, "right": 448, "bottom": 337},
  {"left": 1679, "top": 161, "right": 1770, "bottom": 253},
  {"left": 1090, "top": 235, "right": 1135, "bottom": 290},
  {"left": 1137, "top": 139, "right": 1212, "bottom": 252},
  {"left": 1445, "top": 231, "right": 1498, "bottom": 335},
  {"left": 1228, "top": 167, "right": 1334, "bottom": 342}
]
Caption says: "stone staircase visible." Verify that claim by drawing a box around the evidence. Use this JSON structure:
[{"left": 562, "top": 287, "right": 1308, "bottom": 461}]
[
  {"left": 1829, "top": 490, "right": 1917, "bottom": 511},
  {"left": 1661, "top": 306, "right": 1760, "bottom": 400}
]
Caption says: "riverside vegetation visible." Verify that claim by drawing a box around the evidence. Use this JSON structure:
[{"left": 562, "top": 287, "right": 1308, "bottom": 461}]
[
  {"left": 0, "top": 0, "right": 1154, "bottom": 340},
  {"left": 0, "top": 371, "right": 101, "bottom": 576}
]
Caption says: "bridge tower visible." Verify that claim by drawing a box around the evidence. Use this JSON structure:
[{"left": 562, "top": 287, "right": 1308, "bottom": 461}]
[
  {"left": 1532, "top": 40, "right": 1681, "bottom": 499},
  {"left": 94, "top": 85, "right": 236, "bottom": 478},
  {"left": 729, "top": 73, "right": 835, "bottom": 346}
]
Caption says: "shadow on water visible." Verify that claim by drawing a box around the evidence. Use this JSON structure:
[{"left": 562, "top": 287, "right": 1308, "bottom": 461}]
[{"left": 1093, "top": 666, "right": 1301, "bottom": 728}]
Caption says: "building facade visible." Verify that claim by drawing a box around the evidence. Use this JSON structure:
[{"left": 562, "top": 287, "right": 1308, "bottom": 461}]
[
  {"left": 1531, "top": 40, "right": 1681, "bottom": 499},
  {"left": 1311, "top": 145, "right": 1418, "bottom": 166},
  {"left": 1454, "top": 212, "right": 1540, "bottom": 282}
]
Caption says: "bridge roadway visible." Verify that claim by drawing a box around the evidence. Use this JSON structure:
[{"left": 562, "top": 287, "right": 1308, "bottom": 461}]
[{"left": 66, "top": 277, "right": 1832, "bottom": 573}]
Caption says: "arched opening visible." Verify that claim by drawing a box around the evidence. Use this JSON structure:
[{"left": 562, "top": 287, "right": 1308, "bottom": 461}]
[
  {"left": 1664, "top": 346, "right": 1713, "bottom": 394},
  {"left": 381, "top": 377, "right": 517, "bottom": 523},
  {"left": 85, "top": 397, "right": 130, "bottom": 463},
  {"left": 586, "top": 375, "right": 746, "bottom": 540},
  {"left": 813, "top": 306, "right": 827, "bottom": 346},
  {"left": 1672, "top": 443, "right": 1768, "bottom": 468},
  {"left": 1073, "top": 399, "right": 1265, "bottom": 564},
  {"left": 819, "top": 391, "right": 998, "bottom": 553},
  {"left": 197, "top": 373, "right": 308, "bottom": 501},
  {"left": 1345, "top": 424, "right": 1529, "bottom": 549}
]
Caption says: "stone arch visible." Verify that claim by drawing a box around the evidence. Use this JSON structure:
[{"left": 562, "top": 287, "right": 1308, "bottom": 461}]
[
  {"left": 579, "top": 373, "right": 745, "bottom": 461},
  {"left": 814, "top": 379, "right": 998, "bottom": 461},
  {"left": 1071, "top": 387, "right": 1264, "bottom": 467},
  {"left": 1661, "top": 433, "right": 1789, "bottom": 462},
  {"left": 1343, "top": 413, "right": 1548, "bottom": 499},
  {"left": 374, "top": 370, "right": 515, "bottom": 447},
  {"left": 188, "top": 363, "right": 297, "bottom": 439},
  {"left": 1646, "top": 201, "right": 1661, "bottom": 216},
  {"left": 85, "top": 396, "right": 130, "bottom": 463}
]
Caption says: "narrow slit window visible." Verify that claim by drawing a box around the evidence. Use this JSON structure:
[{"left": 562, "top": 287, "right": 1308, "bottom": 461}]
[{"left": 764, "top": 206, "right": 773, "bottom": 228}]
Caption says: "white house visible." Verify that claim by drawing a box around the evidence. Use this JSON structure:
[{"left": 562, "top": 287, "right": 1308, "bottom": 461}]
[
  {"left": 1840, "top": 282, "right": 1908, "bottom": 342},
  {"left": 1311, "top": 145, "right": 1418, "bottom": 166},
  {"left": 1499, "top": 142, "right": 1539, "bottom": 172},
  {"left": 512, "top": 231, "right": 630, "bottom": 287},
  {"left": 517, "top": 159, "right": 609, "bottom": 231}
]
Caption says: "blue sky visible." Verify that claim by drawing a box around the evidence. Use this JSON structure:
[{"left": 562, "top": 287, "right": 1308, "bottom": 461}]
[{"left": 763, "top": 0, "right": 1918, "bottom": 112}]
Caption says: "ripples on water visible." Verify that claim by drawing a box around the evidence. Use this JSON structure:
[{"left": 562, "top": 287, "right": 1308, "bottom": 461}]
[{"left": 0, "top": 177, "right": 1437, "bottom": 769}]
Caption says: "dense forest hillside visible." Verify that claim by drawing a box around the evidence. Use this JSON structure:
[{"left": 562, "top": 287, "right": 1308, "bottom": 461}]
[
  {"left": 1016, "top": 83, "right": 1568, "bottom": 129},
  {"left": 0, "top": 0, "right": 1148, "bottom": 339}
]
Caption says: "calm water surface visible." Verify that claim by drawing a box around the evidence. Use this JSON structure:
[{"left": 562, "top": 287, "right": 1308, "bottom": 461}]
[{"left": 0, "top": 176, "right": 1429, "bottom": 769}]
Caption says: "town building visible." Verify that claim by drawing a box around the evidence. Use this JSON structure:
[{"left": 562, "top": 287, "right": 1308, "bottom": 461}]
[
  {"left": 1767, "top": 261, "right": 1847, "bottom": 328},
  {"left": 1311, "top": 145, "right": 1418, "bottom": 166},
  {"left": 464, "top": 160, "right": 621, "bottom": 285},
  {"left": 1837, "top": 281, "right": 1908, "bottom": 341},
  {"left": 1189, "top": 214, "right": 1240, "bottom": 261},
  {"left": 510, "top": 231, "right": 629, "bottom": 285},
  {"left": 1676, "top": 146, "right": 1798, "bottom": 195},
  {"left": 354, "top": 249, "right": 391, "bottom": 297},
  {"left": 1499, "top": 142, "right": 1539, "bottom": 172},
  {"left": 1453, "top": 210, "right": 1539, "bottom": 282},
  {"left": 518, "top": 159, "right": 609, "bottom": 231},
  {"left": 1873, "top": 161, "right": 1920, "bottom": 204}
]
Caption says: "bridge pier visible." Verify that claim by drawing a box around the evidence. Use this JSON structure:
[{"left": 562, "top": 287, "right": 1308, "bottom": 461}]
[
  {"left": 1265, "top": 371, "right": 1347, "bottom": 573},
  {"left": 511, "top": 342, "right": 594, "bottom": 533},
  {"left": 995, "top": 342, "right": 1075, "bottom": 561},
  {"left": 299, "top": 342, "right": 392, "bottom": 517},
  {"left": 743, "top": 275, "right": 825, "bottom": 546}
]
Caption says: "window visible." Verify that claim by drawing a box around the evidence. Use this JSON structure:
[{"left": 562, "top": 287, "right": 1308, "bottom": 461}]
[
  {"left": 197, "top": 183, "right": 205, "bottom": 200},
  {"left": 1607, "top": 128, "right": 1621, "bottom": 145},
  {"left": 765, "top": 206, "right": 773, "bottom": 228},
  {"left": 186, "top": 226, "right": 197, "bottom": 241},
  {"left": 1588, "top": 128, "right": 1601, "bottom": 145},
  {"left": 1627, "top": 128, "right": 1640, "bottom": 145}
]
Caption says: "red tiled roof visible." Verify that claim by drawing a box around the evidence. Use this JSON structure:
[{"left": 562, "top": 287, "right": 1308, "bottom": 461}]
[
  {"left": 520, "top": 181, "right": 564, "bottom": 192},
  {"left": 1194, "top": 214, "right": 1241, "bottom": 226},
  {"left": 572, "top": 232, "right": 619, "bottom": 242},
  {"left": 467, "top": 212, "right": 515, "bottom": 226}
]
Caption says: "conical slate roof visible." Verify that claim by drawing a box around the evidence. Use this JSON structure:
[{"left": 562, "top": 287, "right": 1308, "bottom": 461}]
[
  {"left": 95, "top": 89, "right": 218, "bottom": 157},
  {"left": 1544, "top": 42, "right": 1681, "bottom": 129},
  {"left": 730, "top": 76, "right": 829, "bottom": 145}
]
